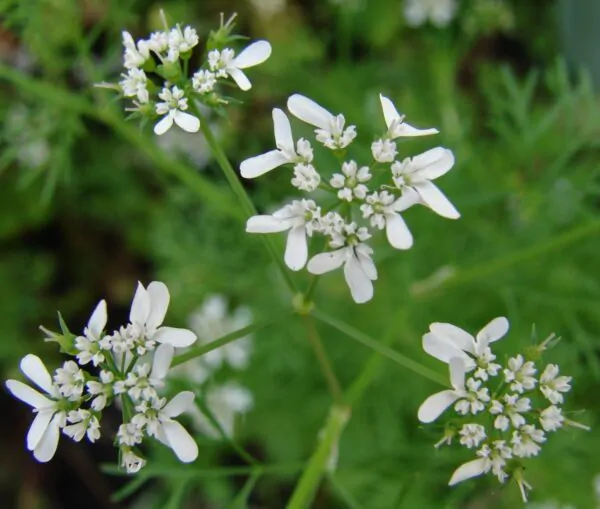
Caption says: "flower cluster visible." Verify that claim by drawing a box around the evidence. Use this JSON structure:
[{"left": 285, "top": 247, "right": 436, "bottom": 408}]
[
  {"left": 403, "top": 0, "right": 458, "bottom": 28},
  {"left": 169, "top": 295, "right": 253, "bottom": 438},
  {"left": 5, "top": 281, "right": 200, "bottom": 473},
  {"left": 418, "top": 317, "right": 589, "bottom": 501},
  {"left": 108, "top": 13, "right": 271, "bottom": 136},
  {"left": 241, "top": 94, "right": 458, "bottom": 303}
]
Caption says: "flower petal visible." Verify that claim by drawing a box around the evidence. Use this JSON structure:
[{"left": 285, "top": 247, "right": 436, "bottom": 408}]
[
  {"left": 448, "top": 459, "right": 487, "bottom": 486},
  {"left": 6, "top": 380, "right": 53, "bottom": 409},
  {"left": 476, "top": 316, "right": 509, "bottom": 348},
  {"left": 153, "top": 326, "right": 197, "bottom": 348},
  {"left": 163, "top": 391, "right": 195, "bottom": 418},
  {"left": 422, "top": 332, "right": 468, "bottom": 364},
  {"left": 228, "top": 67, "right": 252, "bottom": 91},
  {"left": 173, "top": 111, "right": 200, "bottom": 133},
  {"left": 87, "top": 300, "right": 107, "bottom": 339},
  {"left": 240, "top": 150, "right": 289, "bottom": 179},
  {"left": 287, "top": 94, "right": 333, "bottom": 131},
  {"left": 379, "top": 94, "right": 401, "bottom": 130},
  {"left": 385, "top": 213, "right": 413, "bottom": 250},
  {"left": 27, "top": 409, "right": 55, "bottom": 451},
  {"left": 273, "top": 108, "right": 294, "bottom": 153},
  {"left": 417, "top": 389, "right": 460, "bottom": 423},
  {"left": 20, "top": 355, "right": 54, "bottom": 395},
  {"left": 154, "top": 114, "right": 174, "bottom": 136},
  {"left": 344, "top": 255, "right": 373, "bottom": 304},
  {"left": 413, "top": 180, "right": 460, "bottom": 219},
  {"left": 449, "top": 357, "right": 466, "bottom": 390},
  {"left": 151, "top": 343, "right": 174, "bottom": 380},
  {"left": 130, "top": 282, "right": 150, "bottom": 328},
  {"left": 356, "top": 249, "right": 377, "bottom": 280},
  {"left": 233, "top": 40, "right": 272, "bottom": 69},
  {"left": 391, "top": 188, "right": 420, "bottom": 213},
  {"left": 33, "top": 417, "right": 61, "bottom": 462},
  {"left": 146, "top": 281, "right": 170, "bottom": 332},
  {"left": 307, "top": 250, "right": 346, "bottom": 275},
  {"left": 429, "top": 323, "right": 474, "bottom": 352},
  {"left": 246, "top": 215, "right": 290, "bottom": 233},
  {"left": 284, "top": 226, "right": 308, "bottom": 271},
  {"left": 162, "top": 420, "right": 199, "bottom": 463},
  {"left": 411, "top": 147, "right": 455, "bottom": 180}
]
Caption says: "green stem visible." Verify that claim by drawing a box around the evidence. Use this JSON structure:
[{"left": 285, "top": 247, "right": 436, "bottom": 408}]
[
  {"left": 311, "top": 310, "right": 446, "bottom": 386},
  {"left": 171, "top": 313, "right": 291, "bottom": 368},
  {"left": 302, "top": 315, "right": 343, "bottom": 403},
  {"left": 304, "top": 276, "right": 320, "bottom": 302},
  {"left": 190, "top": 103, "right": 298, "bottom": 295},
  {"left": 286, "top": 405, "right": 351, "bottom": 509}
]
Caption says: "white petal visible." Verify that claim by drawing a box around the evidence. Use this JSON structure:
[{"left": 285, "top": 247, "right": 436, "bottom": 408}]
[
  {"left": 356, "top": 251, "right": 377, "bottom": 280},
  {"left": 476, "top": 316, "right": 509, "bottom": 348},
  {"left": 153, "top": 326, "right": 197, "bottom": 347},
  {"left": 246, "top": 215, "right": 290, "bottom": 233},
  {"left": 163, "top": 391, "right": 195, "bottom": 418},
  {"left": 417, "top": 390, "right": 460, "bottom": 423},
  {"left": 33, "top": 417, "right": 61, "bottom": 462},
  {"left": 379, "top": 94, "right": 401, "bottom": 130},
  {"left": 6, "top": 380, "right": 53, "bottom": 409},
  {"left": 228, "top": 67, "right": 252, "bottom": 91},
  {"left": 344, "top": 255, "right": 373, "bottom": 304},
  {"left": 429, "top": 323, "right": 474, "bottom": 352},
  {"left": 173, "top": 111, "right": 200, "bottom": 133},
  {"left": 20, "top": 355, "right": 54, "bottom": 395},
  {"left": 240, "top": 150, "right": 289, "bottom": 178},
  {"left": 411, "top": 147, "right": 455, "bottom": 180},
  {"left": 413, "top": 181, "right": 460, "bottom": 219},
  {"left": 162, "top": 420, "right": 199, "bottom": 463},
  {"left": 307, "top": 250, "right": 346, "bottom": 275},
  {"left": 151, "top": 343, "right": 174, "bottom": 380},
  {"left": 154, "top": 114, "right": 174, "bottom": 135},
  {"left": 273, "top": 108, "right": 294, "bottom": 153},
  {"left": 385, "top": 213, "right": 413, "bottom": 250},
  {"left": 146, "top": 281, "right": 170, "bottom": 332},
  {"left": 284, "top": 226, "right": 308, "bottom": 271},
  {"left": 233, "top": 40, "right": 272, "bottom": 69},
  {"left": 448, "top": 459, "right": 487, "bottom": 486},
  {"left": 130, "top": 282, "right": 150, "bottom": 328},
  {"left": 87, "top": 300, "right": 107, "bottom": 339},
  {"left": 422, "top": 333, "right": 467, "bottom": 364},
  {"left": 393, "top": 122, "right": 439, "bottom": 138},
  {"left": 391, "top": 189, "right": 420, "bottom": 213},
  {"left": 449, "top": 357, "right": 466, "bottom": 390},
  {"left": 287, "top": 94, "right": 333, "bottom": 131},
  {"left": 27, "top": 410, "right": 54, "bottom": 451}
]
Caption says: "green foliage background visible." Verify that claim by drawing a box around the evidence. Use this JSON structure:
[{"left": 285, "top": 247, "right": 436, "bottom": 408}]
[{"left": 0, "top": 0, "right": 599, "bottom": 507}]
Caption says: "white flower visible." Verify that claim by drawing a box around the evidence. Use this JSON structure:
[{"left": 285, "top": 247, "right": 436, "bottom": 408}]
[
  {"left": 124, "top": 343, "right": 174, "bottom": 402},
  {"left": 86, "top": 370, "right": 114, "bottom": 412},
  {"left": 122, "top": 31, "right": 149, "bottom": 69},
  {"left": 123, "top": 281, "right": 198, "bottom": 348},
  {"left": 54, "top": 361, "right": 86, "bottom": 401},
  {"left": 291, "top": 163, "right": 320, "bottom": 192},
  {"left": 121, "top": 448, "right": 146, "bottom": 474},
  {"left": 63, "top": 409, "right": 101, "bottom": 443},
  {"left": 403, "top": 0, "right": 458, "bottom": 28},
  {"left": 287, "top": 94, "right": 357, "bottom": 149},
  {"left": 511, "top": 424, "right": 546, "bottom": 458},
  {"left": 117, "top": 422, "right": 144, "bottom": 447},
  {"left": 192, "top": 70, "right": 217, "bottom": 94},
  {"left": 247, "top": 199, "right": 321, "bottom": 271},
  {"left": 459, "top": 423, "right": 486, "bottom": 449},
  {"left": 504, "top": 355, "right": 537, "bottom": 393},
  {"left": 134, "top": 391, "right": 199, "bottom": 463},
  {"left": 330, "top": 161, "right": 371, "bottom": 202},
  {"left": 489, "top": 394, "right": 531, "bottom": 431},
  {"left": 371, "top": 138, "right": 398, "bottom": 163},
  {"left": 191, "top": 383, "right": 253, "bottom": 438},
  {"left": 540, "top": 405, "right": 564, "bottom": 432},
  {"left": 391, "top": 147, "right": 459, "bottom": 219},
  {"left": 307, "top": 223, "right": 377, "bottom": 304},
  {"left": 378, "top": 94, "right": 439, "bottom": 139},
  {"left": 422, "top": 316, "right": 508, "bottom": 374},
  {"left": 154, "top": 86, "right": 200, "bottom": 136},
  {"left": 168, "top": 25, "right": 199, "bottom": 53},
  {"left": 119, "top": 68, "right": 149, "bottom": 104},
  {"left": 208, "top": 41, "right": 272, "bottom": 91},
  {"left": 5, "top": 355, "right": 67, "bottom": 462},
  {"left": 361, "top": 190, "right": 418, "bottom": 250},
  {"left": 448, "top": 439, "right": 512, "bottom": 486},
  {"left": 74, "top": 300, "right": 110, "bottom": 366},
  {"left": 240, "top": 108, "right": 313, "bottom": 178},
  {"left": 540, "top": 364, "right": 572, "bottom": 404},
  {"left": 144, "top": 31, "right": 169, "bottom": 55}
]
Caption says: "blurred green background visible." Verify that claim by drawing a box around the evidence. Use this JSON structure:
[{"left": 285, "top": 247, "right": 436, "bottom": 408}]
[{"left": 1, "top": 0, "right": 599, "bottom": 507}]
